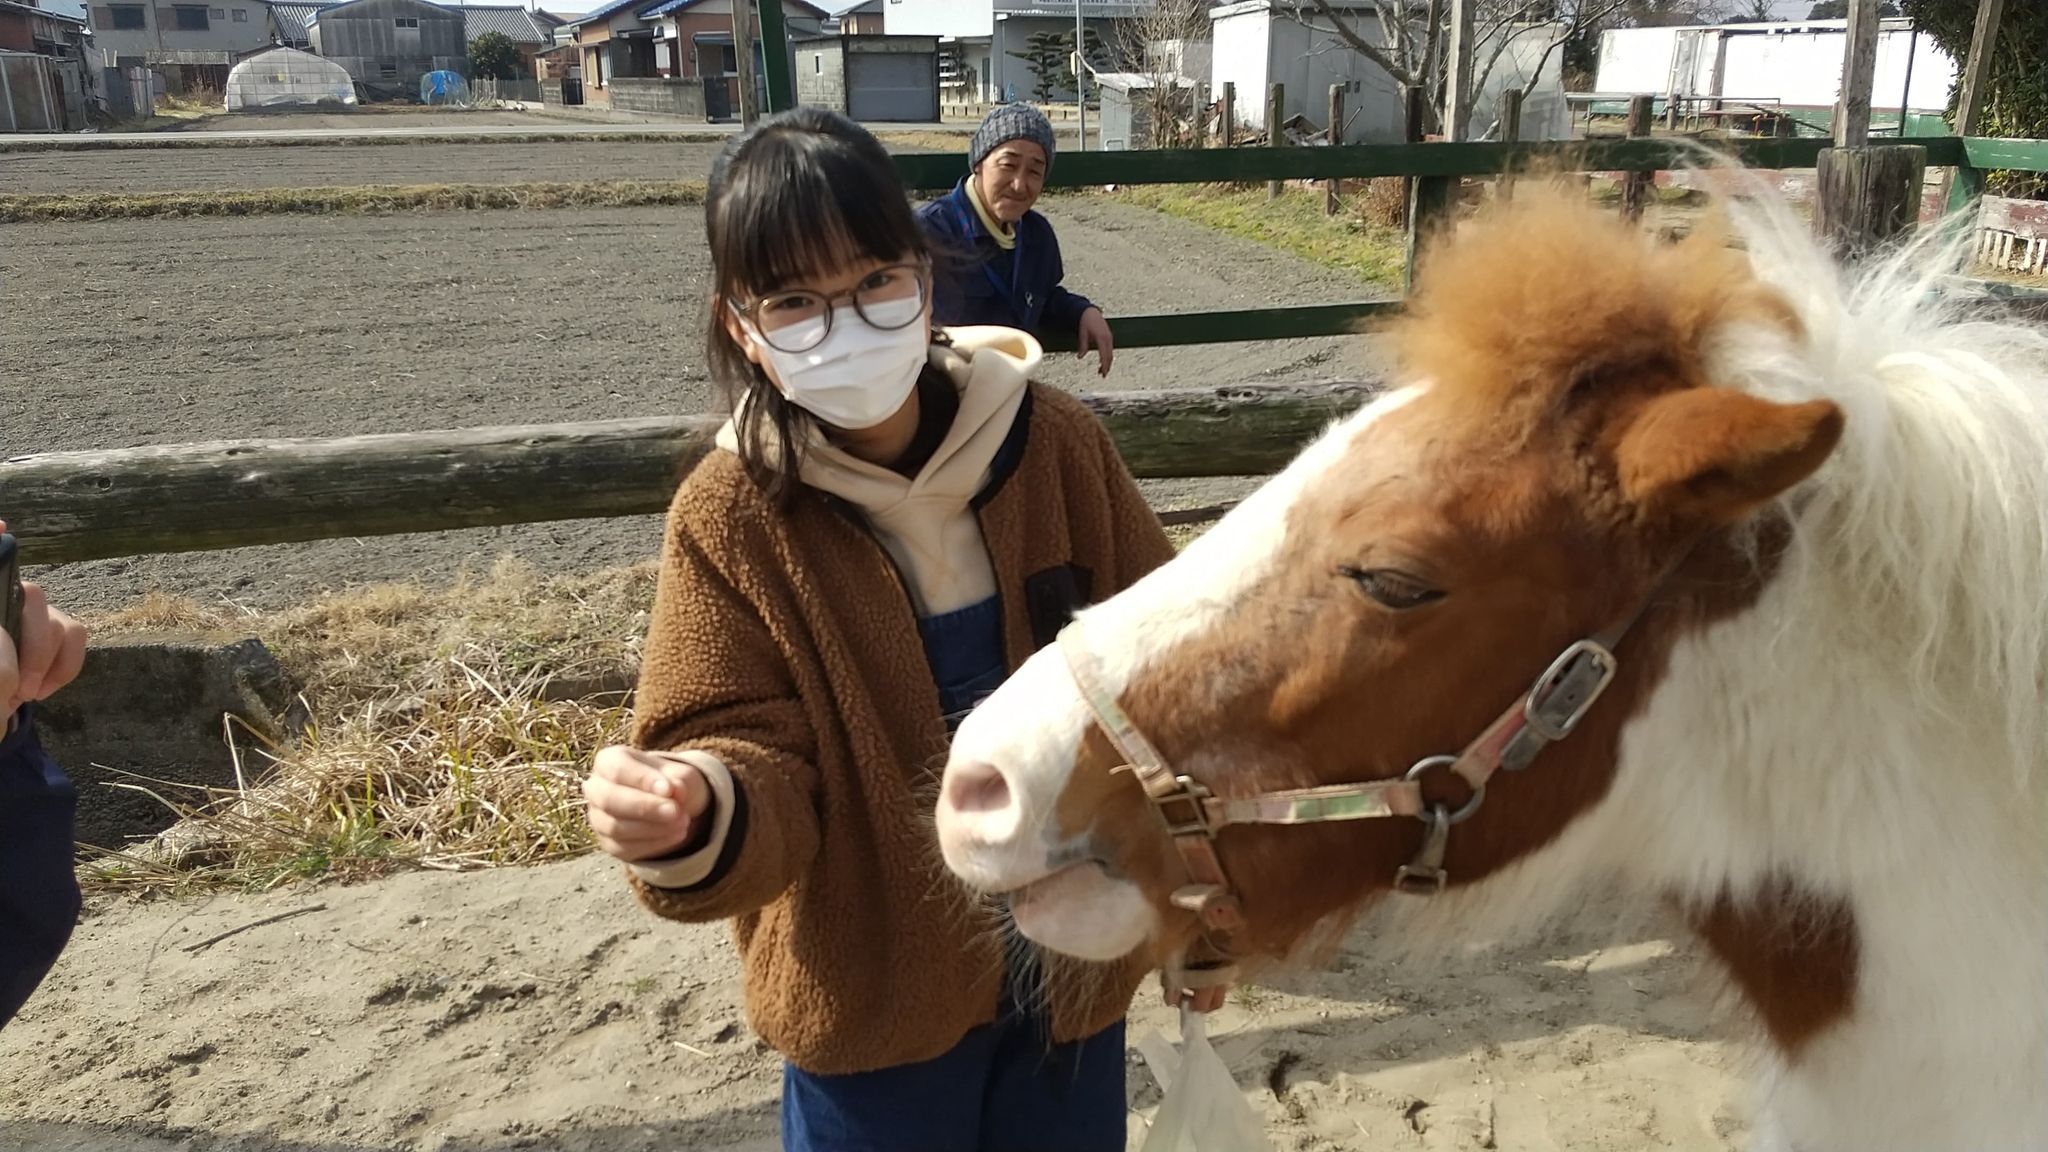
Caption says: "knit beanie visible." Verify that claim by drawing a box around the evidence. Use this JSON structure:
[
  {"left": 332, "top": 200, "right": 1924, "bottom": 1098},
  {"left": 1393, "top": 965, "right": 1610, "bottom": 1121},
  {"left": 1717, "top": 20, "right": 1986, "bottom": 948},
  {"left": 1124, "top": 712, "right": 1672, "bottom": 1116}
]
[{"left": 968, "top": 103, "right": 1056, "bottom": 171}]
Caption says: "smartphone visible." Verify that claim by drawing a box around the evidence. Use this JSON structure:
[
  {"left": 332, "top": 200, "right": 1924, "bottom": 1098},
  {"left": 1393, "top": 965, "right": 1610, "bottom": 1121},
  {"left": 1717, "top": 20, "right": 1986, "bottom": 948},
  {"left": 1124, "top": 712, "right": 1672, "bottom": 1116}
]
[{"left": 0, "top": 533, "right": 21, "bottom": 655}]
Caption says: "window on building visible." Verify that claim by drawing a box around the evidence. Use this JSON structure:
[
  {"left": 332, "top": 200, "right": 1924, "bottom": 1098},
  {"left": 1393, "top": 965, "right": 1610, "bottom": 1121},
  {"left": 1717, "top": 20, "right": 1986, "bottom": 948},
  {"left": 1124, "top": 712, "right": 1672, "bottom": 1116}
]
[
  {"left": 209, "top": 7, "right": 223, "bottom": 18},
  {"left": 719, "top": 44, "right": 735, "bottom": 74},
  {"left": 379, "top": 61, "right": 398, "bottom": 76},
  {"left": 172, "top": 6, "right": 209, "bottom": 30},
  {"left": 812, "top": 54, "right": 820, "bottom": 74},
  {"left": 393, "top": 16, "right": 417, "bottom": 27},
  {"left": 108, "top": 4, "right": 145, "bottom": 28},
  {"left": 231, "top": 6, "right": 246, "bottom": 18}
]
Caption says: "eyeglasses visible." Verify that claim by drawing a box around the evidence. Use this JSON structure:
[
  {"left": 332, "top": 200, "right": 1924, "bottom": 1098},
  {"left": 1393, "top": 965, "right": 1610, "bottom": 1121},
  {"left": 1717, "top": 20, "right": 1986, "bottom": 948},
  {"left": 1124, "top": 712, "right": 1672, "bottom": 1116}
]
[{"left": 732, "top": 263, "right": 930, "bottom": 355}]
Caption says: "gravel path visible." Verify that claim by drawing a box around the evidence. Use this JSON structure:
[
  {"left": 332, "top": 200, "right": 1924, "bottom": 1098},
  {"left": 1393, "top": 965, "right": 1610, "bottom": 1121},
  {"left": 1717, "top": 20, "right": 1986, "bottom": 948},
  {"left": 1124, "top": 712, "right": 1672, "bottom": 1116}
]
[{"left": 7, "top": 198, "right": 1393, "bottom": 612}]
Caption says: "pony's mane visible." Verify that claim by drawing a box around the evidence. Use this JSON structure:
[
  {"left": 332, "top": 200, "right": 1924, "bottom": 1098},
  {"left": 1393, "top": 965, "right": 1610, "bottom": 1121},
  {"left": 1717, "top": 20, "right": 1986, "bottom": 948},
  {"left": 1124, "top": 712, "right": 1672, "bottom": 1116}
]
[{"left": 1705, "top": 166, "right": 2048, "bottom": 781}]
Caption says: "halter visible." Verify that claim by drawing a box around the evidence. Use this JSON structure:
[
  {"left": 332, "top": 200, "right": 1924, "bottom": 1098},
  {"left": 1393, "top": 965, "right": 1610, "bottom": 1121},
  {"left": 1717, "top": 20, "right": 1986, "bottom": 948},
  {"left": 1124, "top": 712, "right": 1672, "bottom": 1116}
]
[{"left": 1057, "top": 559, "right": 1688, "bottom": 1000}]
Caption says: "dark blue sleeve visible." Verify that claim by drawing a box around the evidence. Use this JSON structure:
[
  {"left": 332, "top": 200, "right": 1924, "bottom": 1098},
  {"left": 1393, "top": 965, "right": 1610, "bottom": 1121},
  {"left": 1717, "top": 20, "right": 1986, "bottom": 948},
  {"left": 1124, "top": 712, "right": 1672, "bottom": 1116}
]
[
  {"left": 916, "top": 197, "right": 972, "bottom": 327},
  {"left": 0, "top": 704, "right": 82, "bottom": 1030},
  {"left": 1035, "top": 220, "right": 1095, "bottom": 335}
]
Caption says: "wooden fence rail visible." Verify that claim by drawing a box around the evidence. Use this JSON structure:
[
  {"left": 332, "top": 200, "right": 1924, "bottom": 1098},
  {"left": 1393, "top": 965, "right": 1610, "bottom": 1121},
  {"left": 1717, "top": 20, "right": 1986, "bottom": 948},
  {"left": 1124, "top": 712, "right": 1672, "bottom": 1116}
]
[{"left": 5, "top": 382, "right": 1381, "bottom": 567}]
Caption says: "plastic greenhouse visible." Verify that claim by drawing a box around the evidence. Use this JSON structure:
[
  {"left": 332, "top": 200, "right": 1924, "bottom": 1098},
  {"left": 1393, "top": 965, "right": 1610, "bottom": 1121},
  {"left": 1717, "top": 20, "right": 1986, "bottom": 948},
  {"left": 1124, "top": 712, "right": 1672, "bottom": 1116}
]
[{"left": 223, "top": 47, "right": 357, "bottom": 110}]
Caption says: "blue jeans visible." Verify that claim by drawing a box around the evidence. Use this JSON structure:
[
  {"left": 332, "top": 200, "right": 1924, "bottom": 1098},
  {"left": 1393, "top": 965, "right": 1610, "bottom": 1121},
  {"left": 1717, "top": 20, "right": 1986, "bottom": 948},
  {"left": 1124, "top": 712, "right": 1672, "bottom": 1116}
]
[{"left": 780, "top": 999, "right": 1127, "bottom": 1152}]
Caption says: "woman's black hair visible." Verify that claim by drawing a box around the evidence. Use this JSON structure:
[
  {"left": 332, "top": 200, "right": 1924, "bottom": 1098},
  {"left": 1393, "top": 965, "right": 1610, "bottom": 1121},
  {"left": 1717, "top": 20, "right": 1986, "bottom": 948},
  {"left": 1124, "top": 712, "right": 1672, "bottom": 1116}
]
[{"left": 704, "top": 106, "right": 946, "bottom": 505}]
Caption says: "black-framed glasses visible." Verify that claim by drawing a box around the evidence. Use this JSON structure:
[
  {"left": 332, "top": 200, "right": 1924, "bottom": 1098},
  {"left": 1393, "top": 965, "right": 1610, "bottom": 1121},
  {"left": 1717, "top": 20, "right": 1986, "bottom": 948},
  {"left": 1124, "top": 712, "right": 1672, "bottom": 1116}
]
[{"left": 732, "top": 262, "right": 930, "bottom": 354}]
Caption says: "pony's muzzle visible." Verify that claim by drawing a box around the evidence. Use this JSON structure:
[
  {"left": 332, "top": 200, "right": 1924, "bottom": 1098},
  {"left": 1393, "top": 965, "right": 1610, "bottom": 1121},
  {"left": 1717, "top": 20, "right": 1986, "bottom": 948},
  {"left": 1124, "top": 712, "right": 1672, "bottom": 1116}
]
[{"left": 935, "top": 758, "right": 1035, "bottom": 887}]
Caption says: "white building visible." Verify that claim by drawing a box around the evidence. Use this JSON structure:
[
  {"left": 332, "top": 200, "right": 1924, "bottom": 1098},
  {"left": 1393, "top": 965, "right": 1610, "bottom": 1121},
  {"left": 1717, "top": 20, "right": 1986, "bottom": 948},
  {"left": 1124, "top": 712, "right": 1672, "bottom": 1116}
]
[
  {"left": 1208, "top": 0, "right": 1571, "bottom": 144},
  {"left": 1593, "top": 17, "right": 1957, "bottom": 128},
  {"left": 868, "top": 0, "right": 1143, "bottom": 104}
]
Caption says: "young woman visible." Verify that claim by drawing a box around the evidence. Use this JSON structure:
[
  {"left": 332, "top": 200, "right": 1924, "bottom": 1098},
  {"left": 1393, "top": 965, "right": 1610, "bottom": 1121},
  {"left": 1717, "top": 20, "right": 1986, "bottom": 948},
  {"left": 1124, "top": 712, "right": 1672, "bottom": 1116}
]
[{"left": 579, "top": 108, "right": 1211, "bottom": 1152}]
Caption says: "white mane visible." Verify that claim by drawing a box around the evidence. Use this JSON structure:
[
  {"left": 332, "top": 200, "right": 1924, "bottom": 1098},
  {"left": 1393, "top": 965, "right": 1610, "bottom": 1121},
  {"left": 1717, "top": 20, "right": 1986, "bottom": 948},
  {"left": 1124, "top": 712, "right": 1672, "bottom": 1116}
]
[{"left": 1711, "top": 174, "right": 2048, "bottom": 783}]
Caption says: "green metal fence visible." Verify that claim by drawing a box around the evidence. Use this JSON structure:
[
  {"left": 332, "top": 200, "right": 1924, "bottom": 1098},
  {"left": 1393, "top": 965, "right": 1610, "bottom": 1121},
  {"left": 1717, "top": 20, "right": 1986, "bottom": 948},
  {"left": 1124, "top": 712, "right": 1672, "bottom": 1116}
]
[{"left": 888, "top": 134, "right": 2048, "bottom": 354}]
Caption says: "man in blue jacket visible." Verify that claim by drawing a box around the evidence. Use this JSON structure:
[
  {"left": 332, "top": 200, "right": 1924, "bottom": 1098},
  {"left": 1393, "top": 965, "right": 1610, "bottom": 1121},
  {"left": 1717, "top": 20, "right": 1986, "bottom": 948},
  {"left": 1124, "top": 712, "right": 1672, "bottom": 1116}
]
[
  {"left": 918, "top": 103, "right": 1116, "bottom": 377},
  {"left": 0, "top": 522, "right": 89, "bottom": 1031}
]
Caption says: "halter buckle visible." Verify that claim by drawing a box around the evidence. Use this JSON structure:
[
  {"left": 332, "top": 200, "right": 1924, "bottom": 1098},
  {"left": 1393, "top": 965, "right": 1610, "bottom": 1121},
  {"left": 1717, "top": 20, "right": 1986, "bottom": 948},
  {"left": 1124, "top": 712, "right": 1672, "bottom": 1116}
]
[
  {"left": 1522, "top": 639, "right": 1619, "bottom": 743},
  {"left": 1150, "top": 775, "right": 1218, "bottom": 839}
]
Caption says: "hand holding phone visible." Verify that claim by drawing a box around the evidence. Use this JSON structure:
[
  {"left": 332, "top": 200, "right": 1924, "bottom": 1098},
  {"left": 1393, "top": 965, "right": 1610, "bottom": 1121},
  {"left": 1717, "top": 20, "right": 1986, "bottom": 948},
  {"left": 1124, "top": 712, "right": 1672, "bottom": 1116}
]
[
  {"left": 0, "top": 525, "right": 88, "bottom": 723},
  {"left": 1, "top": 531, "right": 23, "bottom": 657}
]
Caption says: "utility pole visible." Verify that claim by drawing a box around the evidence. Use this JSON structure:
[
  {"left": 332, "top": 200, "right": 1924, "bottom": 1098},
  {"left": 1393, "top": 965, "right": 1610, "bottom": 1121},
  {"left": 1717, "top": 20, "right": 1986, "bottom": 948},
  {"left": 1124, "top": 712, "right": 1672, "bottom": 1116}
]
[
  {"left": 731, "top": 0, "right": 758, "bottom": 125},
  {"left": 1441, "top": 0, "right": 1475, "bottom": 141},
  {"left": 1074, "top": 0, "right": 1086, "bottom": 151}
]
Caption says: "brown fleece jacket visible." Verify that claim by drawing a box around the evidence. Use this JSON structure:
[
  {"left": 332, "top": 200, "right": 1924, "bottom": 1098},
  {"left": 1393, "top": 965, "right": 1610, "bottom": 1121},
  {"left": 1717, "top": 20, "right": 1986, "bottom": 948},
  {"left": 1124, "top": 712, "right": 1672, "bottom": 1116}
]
[{"left": 622, "top": 352, "right": 1176, "bottom": 1076}]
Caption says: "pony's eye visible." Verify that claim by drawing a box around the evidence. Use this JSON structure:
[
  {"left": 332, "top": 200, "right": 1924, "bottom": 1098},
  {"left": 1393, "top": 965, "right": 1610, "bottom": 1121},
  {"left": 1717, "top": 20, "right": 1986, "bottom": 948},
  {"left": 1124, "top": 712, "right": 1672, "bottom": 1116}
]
[{"left": 1339, "top": 566, "right": 1445, "bottom": 610}]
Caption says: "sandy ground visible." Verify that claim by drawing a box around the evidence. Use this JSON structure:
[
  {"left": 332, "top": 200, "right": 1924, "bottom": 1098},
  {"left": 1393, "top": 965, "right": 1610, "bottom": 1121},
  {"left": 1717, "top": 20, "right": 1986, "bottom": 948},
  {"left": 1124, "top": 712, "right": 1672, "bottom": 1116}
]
[
  {"left": 6, "top": 198, "right": 1390, "bottom": 614},
  {"left": 0, "top": 854, "right": 1749, "bottom": 1152}
]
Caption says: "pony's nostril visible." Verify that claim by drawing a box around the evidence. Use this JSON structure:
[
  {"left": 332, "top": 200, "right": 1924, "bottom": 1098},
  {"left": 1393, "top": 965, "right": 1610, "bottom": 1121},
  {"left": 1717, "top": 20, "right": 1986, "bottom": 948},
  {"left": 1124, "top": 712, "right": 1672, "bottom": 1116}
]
[{"left": 944, "top": 760, "right": 1012, "bottom": 816}]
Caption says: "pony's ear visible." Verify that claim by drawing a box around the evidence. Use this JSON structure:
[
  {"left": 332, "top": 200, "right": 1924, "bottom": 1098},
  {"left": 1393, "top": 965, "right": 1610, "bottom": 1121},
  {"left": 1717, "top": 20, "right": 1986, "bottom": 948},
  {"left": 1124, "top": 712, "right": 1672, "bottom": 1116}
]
[{"left": 1614, "top": 387, "right": 1843, "bottom": 525}]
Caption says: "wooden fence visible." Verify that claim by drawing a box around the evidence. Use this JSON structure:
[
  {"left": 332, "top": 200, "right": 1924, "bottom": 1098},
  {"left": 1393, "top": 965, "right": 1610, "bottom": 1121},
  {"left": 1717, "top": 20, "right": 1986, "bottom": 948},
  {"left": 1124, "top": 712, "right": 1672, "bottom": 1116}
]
[{"left": 8, "top": 128, "right": 2048, "bottom": 567}]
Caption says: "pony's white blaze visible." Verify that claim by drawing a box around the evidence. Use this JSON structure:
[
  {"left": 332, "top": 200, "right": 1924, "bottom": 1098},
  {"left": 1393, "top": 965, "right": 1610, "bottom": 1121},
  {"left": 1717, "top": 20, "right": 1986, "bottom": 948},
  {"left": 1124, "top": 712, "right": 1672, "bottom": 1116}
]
[{"left": 936, "top": 386, "right": 1428, "bottom": 937}]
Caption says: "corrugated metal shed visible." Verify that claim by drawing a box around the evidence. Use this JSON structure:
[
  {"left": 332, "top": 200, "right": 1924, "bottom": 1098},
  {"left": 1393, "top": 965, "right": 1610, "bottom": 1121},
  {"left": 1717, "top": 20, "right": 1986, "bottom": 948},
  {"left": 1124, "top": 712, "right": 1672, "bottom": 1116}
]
[
  {"left": 309, "top": 0, "right": 466, "bottom": 94},
  {"left": 461, "top": 5, "right": 553, "bottom": 45},
  {"left": 267, "top": 0, "right": 332, "bottom": 46}
]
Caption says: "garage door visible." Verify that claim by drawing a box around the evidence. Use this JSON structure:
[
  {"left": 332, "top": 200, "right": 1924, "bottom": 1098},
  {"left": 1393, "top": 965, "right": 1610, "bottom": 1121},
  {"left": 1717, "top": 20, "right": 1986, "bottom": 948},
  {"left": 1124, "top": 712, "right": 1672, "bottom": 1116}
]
[{"left": 847, "top": 52, "right": 934, "bottom": 123}]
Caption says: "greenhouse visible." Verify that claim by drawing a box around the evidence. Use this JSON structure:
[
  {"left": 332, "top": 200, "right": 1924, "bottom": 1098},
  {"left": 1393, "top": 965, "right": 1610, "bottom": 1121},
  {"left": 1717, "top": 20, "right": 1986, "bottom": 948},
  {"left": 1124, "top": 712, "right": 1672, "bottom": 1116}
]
[{"left": 222, "top": 47, "right": 357, "bottom": 110}]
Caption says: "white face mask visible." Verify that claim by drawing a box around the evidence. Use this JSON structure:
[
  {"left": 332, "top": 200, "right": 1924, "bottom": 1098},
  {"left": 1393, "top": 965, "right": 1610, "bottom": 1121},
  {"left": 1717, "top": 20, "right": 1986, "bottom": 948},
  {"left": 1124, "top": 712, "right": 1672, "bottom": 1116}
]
[{"left": 745, "top": 296, "right": 929, "bottom": 431}]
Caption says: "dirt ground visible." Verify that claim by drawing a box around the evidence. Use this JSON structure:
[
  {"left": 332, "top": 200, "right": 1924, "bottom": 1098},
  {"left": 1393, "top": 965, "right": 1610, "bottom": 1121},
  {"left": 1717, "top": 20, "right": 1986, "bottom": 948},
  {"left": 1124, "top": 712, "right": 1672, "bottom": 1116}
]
[
  {"left": 0, "top": 140, "right": 734, "bottom": 192},
  {"left": 0, "top": 854, "right": 1748, "bottom": 1152},
  {"left": 170, "top": 107, "right": 672, "bottom": 132},
  {"left": 6, "top": 198, "right": 1390, "bottom": 613}
]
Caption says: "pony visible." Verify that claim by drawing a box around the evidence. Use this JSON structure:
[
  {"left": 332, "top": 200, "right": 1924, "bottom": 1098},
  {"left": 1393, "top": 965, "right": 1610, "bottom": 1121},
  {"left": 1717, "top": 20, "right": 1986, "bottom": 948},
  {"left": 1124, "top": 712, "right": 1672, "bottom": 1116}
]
[{"left": 933, "top": 170, "right": 2048, "bottom": 1151}]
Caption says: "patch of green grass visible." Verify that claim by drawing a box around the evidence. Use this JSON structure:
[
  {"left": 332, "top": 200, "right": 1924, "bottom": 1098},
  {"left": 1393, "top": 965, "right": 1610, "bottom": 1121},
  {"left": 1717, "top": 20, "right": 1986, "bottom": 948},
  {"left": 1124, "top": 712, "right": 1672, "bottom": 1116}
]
[
  {"left": 0, "top": 180, "right": 707, "bottom": 223},
  {"left": 1106, "top": 183, "right": 1408, "bottom": 289}
]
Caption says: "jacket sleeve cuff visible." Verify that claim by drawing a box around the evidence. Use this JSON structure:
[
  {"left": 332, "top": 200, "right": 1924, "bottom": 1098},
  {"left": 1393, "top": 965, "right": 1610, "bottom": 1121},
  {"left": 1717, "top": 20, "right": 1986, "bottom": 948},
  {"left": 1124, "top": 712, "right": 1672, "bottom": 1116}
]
[{"left": 627, "top": 751, "right": 740, "bottom": 890}]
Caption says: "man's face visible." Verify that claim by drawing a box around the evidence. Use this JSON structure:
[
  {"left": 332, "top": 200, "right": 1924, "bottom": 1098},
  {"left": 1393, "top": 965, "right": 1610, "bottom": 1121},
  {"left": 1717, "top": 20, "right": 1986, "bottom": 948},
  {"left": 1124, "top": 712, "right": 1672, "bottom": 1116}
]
[{"left": 974, "top": 140, "right": 1048, "bottom": 225}]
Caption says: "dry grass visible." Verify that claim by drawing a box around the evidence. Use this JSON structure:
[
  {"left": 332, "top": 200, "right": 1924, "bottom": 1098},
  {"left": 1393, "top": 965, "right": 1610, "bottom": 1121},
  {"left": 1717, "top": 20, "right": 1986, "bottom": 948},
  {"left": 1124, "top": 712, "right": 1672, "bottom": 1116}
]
[
  {"left": 0, "top": 180, "right": 707, "bottom": 223},
  {"left": 79, "top": 557, "right": 657, "bottom": 895},
  {"left": 78, "top": 518, "right": 1222, "bottom": 896}
]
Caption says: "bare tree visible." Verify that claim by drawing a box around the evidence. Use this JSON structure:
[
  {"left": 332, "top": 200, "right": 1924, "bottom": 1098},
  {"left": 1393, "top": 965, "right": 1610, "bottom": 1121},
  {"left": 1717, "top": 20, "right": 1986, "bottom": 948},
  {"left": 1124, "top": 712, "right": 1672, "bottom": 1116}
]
[
  {"left": 1112, "top": 0, "right": 1211, "bottom": 147},
  {"left": 1297, "top": 0, "right": 1723, "bottom": 138}
]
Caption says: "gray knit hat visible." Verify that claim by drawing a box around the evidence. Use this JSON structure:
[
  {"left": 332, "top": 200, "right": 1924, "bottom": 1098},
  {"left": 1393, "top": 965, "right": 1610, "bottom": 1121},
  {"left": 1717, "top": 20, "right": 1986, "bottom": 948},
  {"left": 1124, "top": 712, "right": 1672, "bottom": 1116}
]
[{"left": 968, "top": 103, "right": 1056, "bottom": 171}]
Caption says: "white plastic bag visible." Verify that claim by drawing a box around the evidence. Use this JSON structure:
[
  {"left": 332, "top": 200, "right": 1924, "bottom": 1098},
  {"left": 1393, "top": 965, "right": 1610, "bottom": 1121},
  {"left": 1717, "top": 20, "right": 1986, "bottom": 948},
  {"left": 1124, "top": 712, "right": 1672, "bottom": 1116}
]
[{"left": 1136, "top": 1005, "right": 1275, "bottom": 1152}]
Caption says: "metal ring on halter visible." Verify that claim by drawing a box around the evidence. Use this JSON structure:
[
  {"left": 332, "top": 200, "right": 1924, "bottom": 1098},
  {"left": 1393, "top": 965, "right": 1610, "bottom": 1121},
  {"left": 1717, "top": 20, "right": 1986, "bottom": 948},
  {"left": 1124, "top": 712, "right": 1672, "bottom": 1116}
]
[{"left": 1403, "top": 754, "right": 1485, "bottom": 824}]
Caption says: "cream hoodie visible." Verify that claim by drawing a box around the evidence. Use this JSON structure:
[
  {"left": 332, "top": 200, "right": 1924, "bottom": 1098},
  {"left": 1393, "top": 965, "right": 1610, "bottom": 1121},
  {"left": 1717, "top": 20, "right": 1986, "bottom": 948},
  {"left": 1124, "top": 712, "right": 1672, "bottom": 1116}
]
[{"left": 634, "top": 325, "right": 1038, "bottom": 890}]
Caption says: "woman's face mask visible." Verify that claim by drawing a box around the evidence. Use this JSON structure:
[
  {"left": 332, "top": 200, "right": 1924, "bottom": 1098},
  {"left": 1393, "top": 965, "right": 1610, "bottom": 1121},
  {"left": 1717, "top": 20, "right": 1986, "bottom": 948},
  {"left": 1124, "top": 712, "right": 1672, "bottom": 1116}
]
[{"left": 735, "top": 264, "right": 930, "bottom": 431}]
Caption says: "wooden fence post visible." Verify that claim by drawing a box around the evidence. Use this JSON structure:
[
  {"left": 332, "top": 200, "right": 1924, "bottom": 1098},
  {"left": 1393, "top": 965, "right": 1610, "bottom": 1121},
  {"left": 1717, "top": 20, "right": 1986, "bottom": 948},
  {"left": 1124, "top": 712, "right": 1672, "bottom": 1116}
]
[
  {"left": 1326, "top": 83, "right": 1345, "bottom": 216},
  {"left": 1405, "top": 85, "right": 1455, "bottom": 294},
  {"left": 1815, "top": 145, "right": 1929, "bottom": 257},
  {"left": 1194, "top": 82, "right": 1209, "bottom": 149},
  {"left": 1221, "top": 81, "right": 1235, "bottom": 148},
  {"left": 1621, "top": 94, "right": 1653, "bottom": 222},
  {"left": 1834, "top": 0, "right": 1880, "bottom": 147},
  {"left": 1816, "top": 0, "right": 1925, "bottom": 258},
  {"left": 1498, "top": 87, "right": 1523, "bottom": 202},
  {"left": 1268, "top": 81, "right": 1286, "bottom": 200},
  {"left": 1938, "top": 0, "right": 2005, "bottom": 214}
]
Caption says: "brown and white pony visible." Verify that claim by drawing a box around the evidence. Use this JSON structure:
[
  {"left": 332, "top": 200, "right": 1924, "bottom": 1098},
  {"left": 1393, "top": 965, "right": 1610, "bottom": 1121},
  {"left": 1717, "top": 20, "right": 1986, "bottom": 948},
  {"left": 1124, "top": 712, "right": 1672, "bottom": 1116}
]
[{"left": 935, "top": 175, "right": 2048, "bottom": 1151}]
